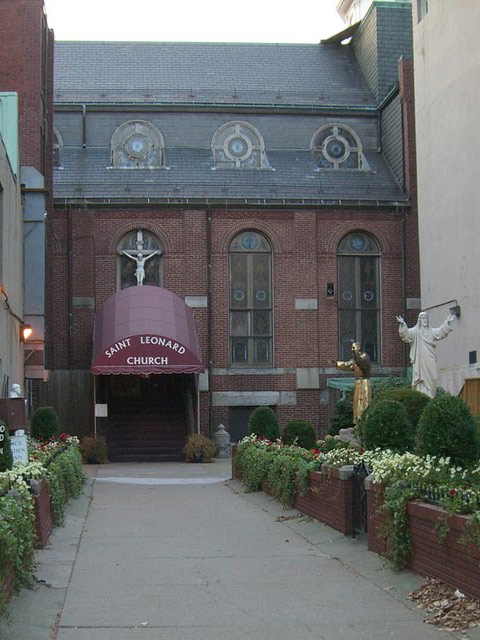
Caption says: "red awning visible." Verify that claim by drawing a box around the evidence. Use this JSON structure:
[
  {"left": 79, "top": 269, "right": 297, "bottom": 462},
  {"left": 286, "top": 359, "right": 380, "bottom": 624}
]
[{"left": 90, "top": 286, "right": 204, "bottom": 375}]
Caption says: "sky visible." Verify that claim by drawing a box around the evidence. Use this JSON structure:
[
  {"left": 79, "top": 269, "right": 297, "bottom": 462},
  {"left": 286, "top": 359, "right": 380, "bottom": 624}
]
[{"left": 43, "top": 0, "right": 346, "bottom": 43}]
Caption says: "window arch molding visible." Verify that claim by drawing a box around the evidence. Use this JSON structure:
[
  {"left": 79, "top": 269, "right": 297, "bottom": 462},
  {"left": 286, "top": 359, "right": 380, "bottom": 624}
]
[
  {"left": 116, "top": 228, "right": 163, "bottom": 290},
  {"left": 310, "top": 123, "right": 368, "bottom": 170},
  {"left": 212, "top": 121, "right": 269, "bottom": 169},
  {"left": 229, "top": 230, "right": 273, "bottom": 367},
  {"left": 337, "top": 231, "right": 380, "bottom": 363},
  {"left": 111, "top": 120, "right": 165, "bottom": 168}
]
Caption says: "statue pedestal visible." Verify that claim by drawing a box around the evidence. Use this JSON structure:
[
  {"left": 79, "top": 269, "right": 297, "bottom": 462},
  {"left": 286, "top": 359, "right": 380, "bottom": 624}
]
[{"left": 0, "top": 398, "right": 27, "bottom": 430}]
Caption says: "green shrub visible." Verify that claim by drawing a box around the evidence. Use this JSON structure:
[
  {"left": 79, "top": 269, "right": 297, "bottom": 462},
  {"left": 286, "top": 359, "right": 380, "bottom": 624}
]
[
  {"left": 79, "top": 436, "right": 108, "bottom": 464},
  {"left": 0, "top": 419, "right": 13, "bottom": 471},
  {"left": 416, "top": 394, "right": 480, "bottom": 465},
  {"left": 372, "top": 377, "right": 410, "bottom": 396},
  {"left": 31, "top": 406, "right": 61, "bottom": 441},
  {"left": 248, "top": 407, "right": 280, "bottom": 441},
  {"left": 183, "top": 433, "right": 216, "bottom": 463},
  {"left": 328, "top": 393, "right": 353, "bottom": 436},
  {"left": 373, "top": 388, "right": 430, "bottom": 429},
  {"left": 357, "top": 399, "right": 415, "bottom": 453},
  {"left": 46, "top": 444, "right": 85, "bottom": 526},
  {"left": 282, "top": 419, "right": 316, "bottom": 449},
  {"left": 316, "top": 436, "right": 353, "bottom": 455}
]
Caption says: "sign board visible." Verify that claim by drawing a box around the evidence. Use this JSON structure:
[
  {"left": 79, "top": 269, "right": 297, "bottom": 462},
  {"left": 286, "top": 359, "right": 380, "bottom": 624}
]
[
  {"left": 95, "top": 403, "right": 108, "bottom": 418},
  {"left": 10, "top": 434, "right": 29, "bottom": 464},
  {"left": 91, "top": 333, "right": 204, "bottom": 375}
]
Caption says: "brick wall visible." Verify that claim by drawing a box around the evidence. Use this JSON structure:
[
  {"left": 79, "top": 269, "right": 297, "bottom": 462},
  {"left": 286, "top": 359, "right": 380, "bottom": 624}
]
[
  {"left": 33, "top": 479, "right": 54, "bottom": 549},
  {"left": 47, "top": 202, "right": 415, "bottom": 435},
  {"left": 46, "top": 201, "right": 417, "bottom": 435},
  {"left": 0, "top": 0, "right": 53, "bottom": 176},
  {"left": 295, "top": 467, "right": 354, "bottom": 535},
  {"left": 366, "top": 484, "right": 480, "bottom": 599}
]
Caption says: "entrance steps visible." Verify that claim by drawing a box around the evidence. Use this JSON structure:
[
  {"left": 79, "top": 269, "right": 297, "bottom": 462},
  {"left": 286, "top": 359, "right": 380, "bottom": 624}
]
[{"left": 107, "top": 412, "right": 186, "bottom": 462}]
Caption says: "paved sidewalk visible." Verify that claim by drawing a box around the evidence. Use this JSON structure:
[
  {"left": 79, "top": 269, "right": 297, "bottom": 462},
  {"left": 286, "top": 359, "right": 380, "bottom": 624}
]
[{"left": 1, "top": 460, "right": 478, "bottom": 639}]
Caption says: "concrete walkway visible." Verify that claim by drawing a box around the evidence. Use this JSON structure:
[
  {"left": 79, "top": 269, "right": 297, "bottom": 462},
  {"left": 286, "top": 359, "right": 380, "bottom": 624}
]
[{"left": 1, "top": 460, "right": 478, "bottom": 639}]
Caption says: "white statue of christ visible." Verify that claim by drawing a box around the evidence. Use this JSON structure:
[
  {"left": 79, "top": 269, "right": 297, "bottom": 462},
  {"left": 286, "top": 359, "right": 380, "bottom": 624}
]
[{"left": 396, "top": 312, "right": 455, "bottom": 398}]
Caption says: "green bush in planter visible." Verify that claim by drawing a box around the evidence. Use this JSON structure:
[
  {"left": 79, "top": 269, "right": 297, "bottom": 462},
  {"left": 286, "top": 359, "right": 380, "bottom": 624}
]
[
  {"left": 282, "top": 419, "right": 316, "bottom": 449},
  {"left": 373, "top": 388, "right": 430, "bottom": 429},
  {"left": 79, "top": 436, "right": 108, "bottom": 464},
  {"left": 248, "top": 406, "right": 280, "bottom": 441},
  {"left": 31, "top": 406, "right": 61, "bottom": 441},
  {"left": 357, "top": 399, "right": 415, "bottom": 453},
  {"left": 0, "top": 419, "right": 13, "bottom": 471},
  {"left": 416, "top": 393, "right": 480, "bottom": 465}
]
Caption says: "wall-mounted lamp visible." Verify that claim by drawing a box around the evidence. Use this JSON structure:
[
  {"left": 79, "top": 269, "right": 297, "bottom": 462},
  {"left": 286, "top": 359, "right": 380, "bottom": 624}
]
[
  {"left": 449, "top": 305, "right": 461, "bottom": 318},
  {"left": 21, "top": 324, "right": 33, "bottom": 342}
]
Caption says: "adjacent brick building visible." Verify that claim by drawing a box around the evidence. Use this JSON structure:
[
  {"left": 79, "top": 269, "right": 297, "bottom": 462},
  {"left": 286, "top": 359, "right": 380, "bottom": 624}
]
[
  {"left": 42, "top": 1, "right": 419, "bottom": 460},
  {"left": 0, "top": 0, "right": 54, "bottom": 403}
]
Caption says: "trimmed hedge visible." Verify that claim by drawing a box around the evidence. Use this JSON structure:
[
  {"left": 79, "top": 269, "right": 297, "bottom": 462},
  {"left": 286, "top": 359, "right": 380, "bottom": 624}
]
[
  {"left": 248, "top": 407, "right": 280, "bottom": 441},
  {"left": 31, "top": 407, "right": 60, "bottom": 441},
  {"left": 358, "top": 399, "right": 415, "bottom": 453},
  {"left": 282, "top": 419, "right": 316, "bottom": 449},
  {"left": 416, "top": 394, "right": 480, "bottom": 465},
  {"left": 373, "top": 388, "right": 430, "bottom": 429}
]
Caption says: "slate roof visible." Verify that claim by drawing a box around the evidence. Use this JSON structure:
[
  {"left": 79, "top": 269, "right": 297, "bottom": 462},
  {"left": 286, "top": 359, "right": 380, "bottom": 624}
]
[
  {"left": 54, "top": 147, "right": 406, "bottom": 204},
  {"left": 54, "top": 42, "right": 376, "bottom": 107},
  {"left": 53, "top": 41, "right": 407, "bottom": 204}
]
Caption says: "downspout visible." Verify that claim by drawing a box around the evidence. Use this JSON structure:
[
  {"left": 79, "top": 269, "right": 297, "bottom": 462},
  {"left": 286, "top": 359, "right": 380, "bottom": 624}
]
[
  {"left": 68, "top": 204, "right": 74, "bottom": 368},
  {"left": 82, "top": 105, "right": 87, "bottom": 149},
  {"left": 206, "top": 206, "right": 213, "bottom": 438}
]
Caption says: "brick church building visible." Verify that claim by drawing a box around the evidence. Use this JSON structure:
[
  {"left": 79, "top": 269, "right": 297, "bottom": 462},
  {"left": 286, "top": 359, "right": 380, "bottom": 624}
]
[{"left": 41, "top": 1, "right": 419, "bottom": 460}]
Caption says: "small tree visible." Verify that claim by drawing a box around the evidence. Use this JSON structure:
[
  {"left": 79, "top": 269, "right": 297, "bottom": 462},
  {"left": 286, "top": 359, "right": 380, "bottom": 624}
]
[
  {"left": 248, "top": 406, "right": 280, "bottom": 441},
  {"left": 416, "top": 394, "right": 480, "bottom": 465},
  {"left": 31, "top": 406, "right": 61, "bottom": 441},
  {"left": 357, "top": 399, "right": 415, "bottom": 453},
  {"left": 0, "top": 420, "right": 13, "bottom": 471},
  {"left": 282, "top": 419, "right": 317, "bottom": 449}
]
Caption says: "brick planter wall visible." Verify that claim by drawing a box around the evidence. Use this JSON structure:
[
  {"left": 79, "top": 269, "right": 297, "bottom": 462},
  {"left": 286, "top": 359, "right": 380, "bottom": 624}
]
[
  {"left": 231, "top": 445, "right": 241, "bottom": 480},
  {"left": 294, "top": 465, "right": 354, "bottom": 535},
  {"left": 32, "top": 479, "right": 53, "bottom": 549},
  {"left": 407, "top": 502, "right": 480, "bottom": 599},
  {"left": 365, "top": 477, "right": 388, "bottom": 555},
  {"left": 365, "top": 478, "right": 480, "bottom": 599},
  {"left": 0, "top": 559, "right": 15, "bottom": 612}
]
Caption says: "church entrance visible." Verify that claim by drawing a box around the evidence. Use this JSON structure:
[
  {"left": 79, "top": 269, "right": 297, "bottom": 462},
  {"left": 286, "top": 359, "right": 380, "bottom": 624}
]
[{"left": 101, "top": 374, "right": 196, "bottom": 462}]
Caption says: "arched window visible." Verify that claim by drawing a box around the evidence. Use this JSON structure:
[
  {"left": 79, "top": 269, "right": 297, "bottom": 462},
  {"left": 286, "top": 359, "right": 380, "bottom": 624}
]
[
  {"left": 111, "top": 120, "right": 164, "bottom": 168},
  {"left": 337, "top": 232, "right": 380, "bottom": 362},
  {"left": 311, "top": 124, "right": 368, "bottom": 170},
  {"left": 53, "top": 128, "right": 63, "bottom": 168},
  {"left": 212, "top": 121, "right": 269, "bottom": 169},
  {"left": 117, "top": 229, "right": 163, "bottom": 289},
  {"left": 229, "top": 231, "right": 272, "bottom": 366}
]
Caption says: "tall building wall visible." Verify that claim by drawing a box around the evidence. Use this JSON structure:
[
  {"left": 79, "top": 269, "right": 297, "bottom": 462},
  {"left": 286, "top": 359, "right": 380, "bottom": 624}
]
[{"left": 413, "top": 0, "right": 480, "bottom": 394}]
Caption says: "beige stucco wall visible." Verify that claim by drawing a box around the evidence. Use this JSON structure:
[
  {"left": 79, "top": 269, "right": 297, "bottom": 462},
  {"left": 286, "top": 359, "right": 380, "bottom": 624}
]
[
  {"left": 413, "top": 0, "right": 480, "bottom": 395},
  {"left": 0, "top": 133, "right": 24, "bottom": 395}
]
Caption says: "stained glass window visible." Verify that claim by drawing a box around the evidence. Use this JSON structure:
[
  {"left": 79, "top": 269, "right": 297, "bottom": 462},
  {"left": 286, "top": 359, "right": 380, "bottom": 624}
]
[
  {"left": 111, "top": 120, "right": 164, "bottom": 168},
  {"left": 337, "top": 232, "right": 380, "bottom": 361},
  {"left": 212, "top": 122, "right": 270, "bottom": 169},
  {"left": 229, "top": 232, "right": 272, "bottom": 366},
  {"left": 311, "top": 124, "right": 368, "bottom": 170}
]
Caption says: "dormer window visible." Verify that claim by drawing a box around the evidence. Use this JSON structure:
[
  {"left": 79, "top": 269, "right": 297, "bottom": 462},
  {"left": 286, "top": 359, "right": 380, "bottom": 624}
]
[
  {"left": 311, "top": 124, "right": 368, "bottom": 170},
  {"left": 111, "top": 120, "right": 164, "bottom": 168},
  {"left": 212, "top": 121, "right": 269, "bottom": 169}
]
